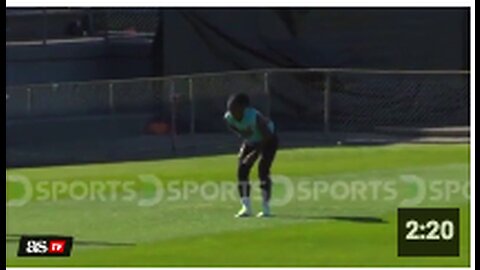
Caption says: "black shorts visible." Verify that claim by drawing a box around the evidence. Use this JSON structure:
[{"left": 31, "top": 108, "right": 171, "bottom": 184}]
[{"left": 238, "top": 134, "right": 279, "bottom": 179}]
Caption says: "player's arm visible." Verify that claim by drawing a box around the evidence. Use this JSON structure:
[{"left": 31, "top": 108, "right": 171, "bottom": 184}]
[
  {"left": 225, "top": 120, "right": 252, "bottom": 138},
  {"left": 241, "top": 116, "right": 269, "bottom": 164},
  {"left": 256, "top": 114, "right": 274, "bottom": 143},
  {"left": 225, "top": 119, "right": 241, "bottom": 137},
  {"left": 226, "top": 120, "right": 256, "bottom": 162},
  {"left": 240, "top": 115, "right": 273, "bottom": 165}
]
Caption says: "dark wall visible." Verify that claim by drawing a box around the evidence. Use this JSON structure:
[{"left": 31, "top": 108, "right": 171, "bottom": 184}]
[
  {"left": 162, "top": 8, "right": 469, "bottom": 75},
  {"left": 6, "top": 39, "right": 154, "bottom": 86},
  {"left": 6, "top": 8, "right": 469, "bottom": 86}
]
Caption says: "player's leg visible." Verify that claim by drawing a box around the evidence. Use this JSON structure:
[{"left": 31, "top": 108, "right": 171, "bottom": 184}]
[
  {"left": 236, "top": 142, "right": 259, "bottom": 218},
  {"left": 257, "top": 135, "right": 279, "bottom": 217}
]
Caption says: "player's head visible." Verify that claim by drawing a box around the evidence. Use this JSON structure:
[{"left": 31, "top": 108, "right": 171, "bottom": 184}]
[{"left": 227, "top": 93, "right": 250, "bottom": 120}]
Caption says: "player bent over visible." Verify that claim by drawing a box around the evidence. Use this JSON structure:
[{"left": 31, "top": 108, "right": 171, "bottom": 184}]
[{"left": 224, "top": 93, "right": 279, "bottom": 218}]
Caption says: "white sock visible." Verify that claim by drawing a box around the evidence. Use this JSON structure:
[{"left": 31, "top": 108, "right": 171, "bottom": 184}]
[
  {"left": 262, "top": 201, "right": 270, "bottom": 213},
  {"left": 241, "top": 197, "right": 252, "bottom": 211},
  {"left": 261, "top": 191, "right": 270, "bottom": 212}
]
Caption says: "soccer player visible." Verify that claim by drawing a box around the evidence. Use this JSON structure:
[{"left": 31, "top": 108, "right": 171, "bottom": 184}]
[{"left": 224, "top": 93, "right": 279, "bottom": 218}]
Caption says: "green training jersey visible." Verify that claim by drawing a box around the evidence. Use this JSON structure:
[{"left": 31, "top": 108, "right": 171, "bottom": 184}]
[{"left": 224, "top": 107, "right": 275, "bottom": 143}]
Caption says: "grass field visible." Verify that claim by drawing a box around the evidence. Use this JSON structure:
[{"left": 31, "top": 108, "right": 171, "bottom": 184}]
[{"left": 6, "top": 144, "right": 470, "bottom": 267}]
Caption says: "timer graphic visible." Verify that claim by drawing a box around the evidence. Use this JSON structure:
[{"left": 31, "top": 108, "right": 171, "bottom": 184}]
[{"left": 397, "top": 208, "right": 460, "bottom": 257}]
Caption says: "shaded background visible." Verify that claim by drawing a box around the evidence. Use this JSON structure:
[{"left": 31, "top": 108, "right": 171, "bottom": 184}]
[
  {"left": 5, "top": 8, "right": 470, "bottom": 168},
  {"left": 6, "top": 8, "right": 470, "bottom": 86}
]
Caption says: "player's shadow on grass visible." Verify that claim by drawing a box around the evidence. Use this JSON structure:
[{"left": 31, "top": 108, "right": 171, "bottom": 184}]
[{"left": 280, "top": 215, "right": 388, "bottom": 224}]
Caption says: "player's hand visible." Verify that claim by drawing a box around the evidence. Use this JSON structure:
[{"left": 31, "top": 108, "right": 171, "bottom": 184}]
[
  {"left": 238, "top": 143, "right": 247, "bottom": 158},
  {"left": 242, "top": 150, "right": 258, "bottom": 165},
  {"left": 240, "top": 142, "right": 260, "bottom": 165}
]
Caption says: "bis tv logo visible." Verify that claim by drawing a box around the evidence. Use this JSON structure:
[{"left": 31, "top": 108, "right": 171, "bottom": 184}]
[{"left": 17, "top": 236, "right": 74, "bottom": 257}]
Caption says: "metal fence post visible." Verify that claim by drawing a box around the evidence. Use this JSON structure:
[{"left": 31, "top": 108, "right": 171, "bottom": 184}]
[
  {"left": 264, "top": 72, "right": 271, "bottom": 117},
  {"left": 26, "top": 88, "right": 33, "bottom": 116},
  {"left": 87, "top": 9, "right": 95, "bottom": 36},
  {"left": 189, "top": 78, "right": 196, "bottom": 135},
  {"left": 170, "top": 80, "right": 178, "bottom": 154},
  {"left": 108, "top": 83, "right": 115, "bottom": 114},
  {"left": 104, "top": 10, "right": 111, "bottom": 44},
  {"left": 42, "top": 9, "right": 48, "bottom": 45},
  {"left": 324, "top": 73, "right": 332, "bottom": 134}
]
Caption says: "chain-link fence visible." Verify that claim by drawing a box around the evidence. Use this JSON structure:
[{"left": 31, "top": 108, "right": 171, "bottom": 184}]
[
  {"left": 6, "top": 68, "right": 470, "bottom": 167},
  {"left": 6, "top": 9, "right": 158, "bottom": 43},
  {"left": 269, "top": 69, "right": 470, "bottom": 132},
  {"left": 6, "top": 68, "right": 470, "bottom": 132}
]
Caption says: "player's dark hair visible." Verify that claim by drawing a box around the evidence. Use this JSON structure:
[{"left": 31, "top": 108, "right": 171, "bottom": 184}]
[{"left": 227, "top": 93, "right": 250, "bottom": 109}]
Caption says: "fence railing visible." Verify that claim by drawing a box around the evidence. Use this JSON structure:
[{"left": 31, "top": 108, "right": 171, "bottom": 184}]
[{"left": 6, "top": 68, "right": 470, "bottom": 137}]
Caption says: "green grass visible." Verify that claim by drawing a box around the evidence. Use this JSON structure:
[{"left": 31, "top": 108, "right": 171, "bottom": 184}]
[{"left": 6, "top": 144, "right": 471, "bottom": 267}]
